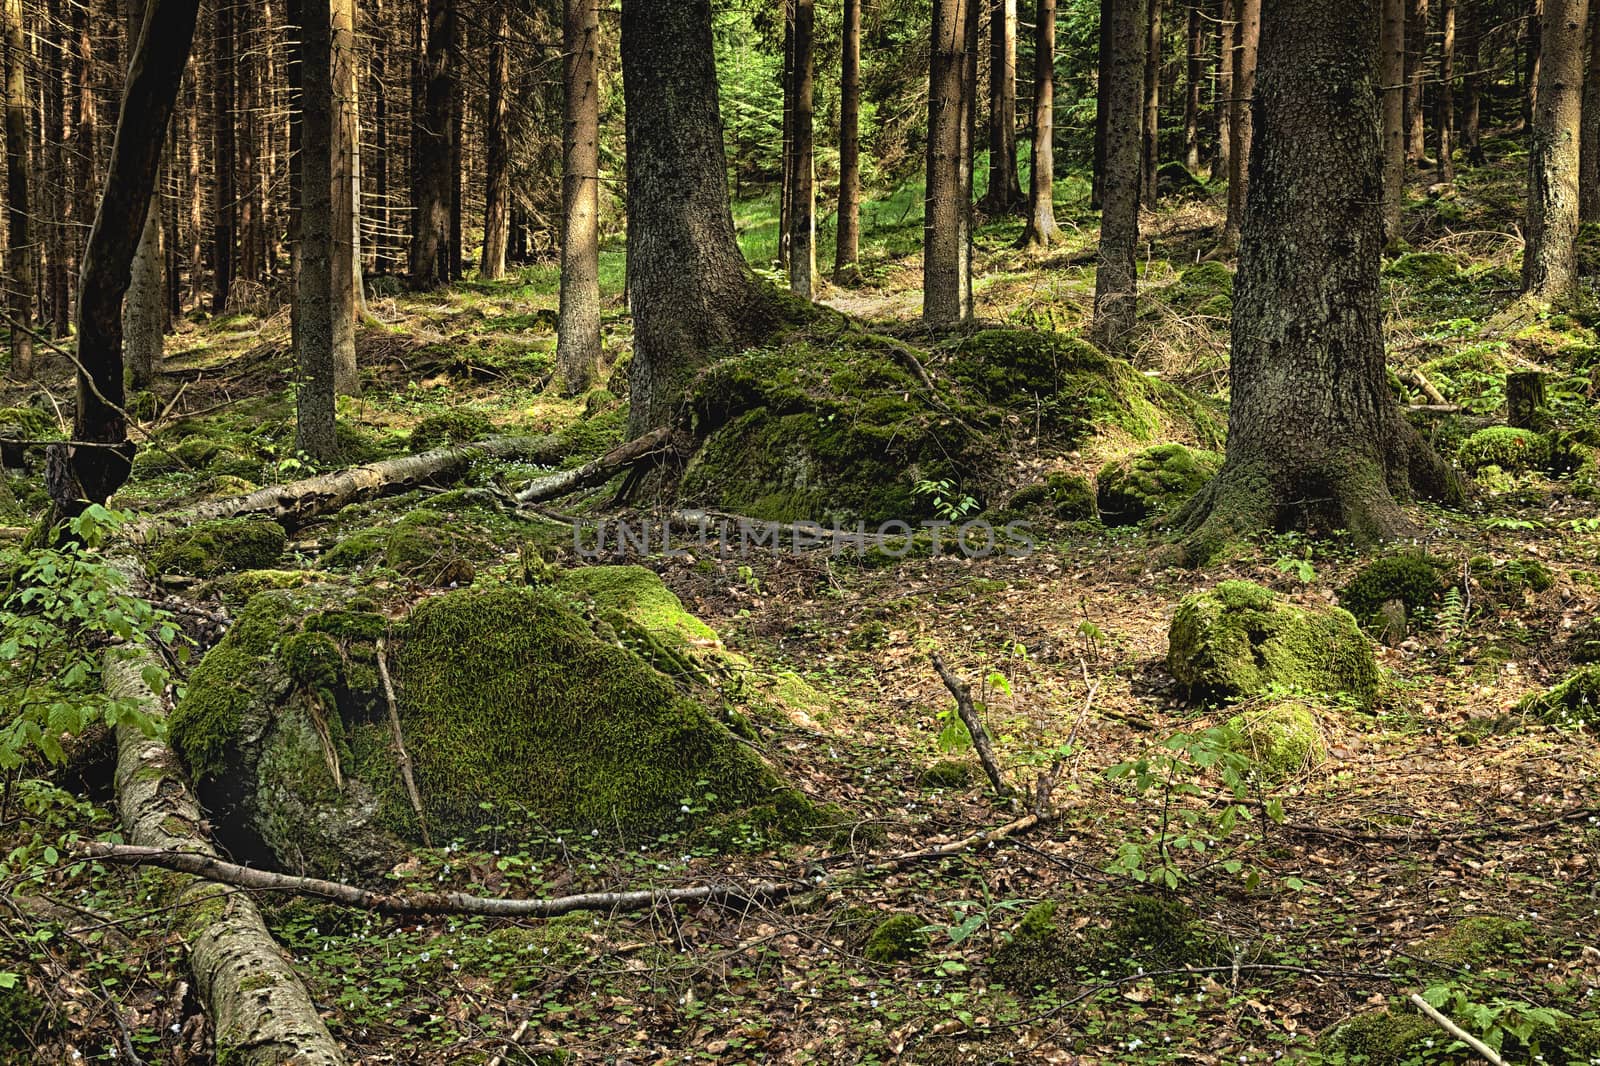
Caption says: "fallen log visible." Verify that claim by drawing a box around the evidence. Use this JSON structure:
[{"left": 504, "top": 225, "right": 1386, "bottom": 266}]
[
  {"left": 105, "top": 592, "right": 347, "bottom": 1064},
  {"left": 514, "top": 426, "right": 680, "bottom": 504}
]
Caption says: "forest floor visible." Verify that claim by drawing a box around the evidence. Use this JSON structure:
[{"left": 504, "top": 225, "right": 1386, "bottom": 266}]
[{"left": 2, "top": 142, "right": 1599, "bottom": 1065}]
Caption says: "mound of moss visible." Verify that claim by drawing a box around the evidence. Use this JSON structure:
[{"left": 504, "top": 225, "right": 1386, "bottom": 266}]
[
  {"left": 1339, "top": 554, "right": 1450, "bottom": 628},
  {"left": 863, "top": 914, "right": 927, "bottom": 963},
  {"left": 168, "top": 583, "right": 806, "bottom": 878},
  {"left": 919, "top": 759, "right": 975, "bottom": 789},
  {"left": 1457, "top": 427, "right": 1550, "bottom": 473},
  {"left": 1096, "top": 444, "right": 1221, "bottom": 526},
  {"left": 1167, "top": 581, "right": 1380, "bottom": 706},
  {"left": 1517, "top": 664, "right": 1600, "bottom": 728},
  {"left": 324, "top": 507, "right": 487, "bottom": 586},
  {"left": 992, "top": 895, "right": 1224, "bottom": 993},
  {"left": 408, "top": 409, "right": 492, "bottom": 451},
  {"left": 1171, "top": 261, "right": 1234, "bottom": 317},
  {"left": 149, "top": 517, "right": 287, "bottom": 577},
  {"left": 1566, "top": 618, "right": 1600, "bottom": 663},
  {"left": 1384, "top": 251, "right": 1458, "bottom": 282},
  {"left": 1005, "top": 471, "right": 1096, "bottom": 521},
  {"left": 1410, "top": 916, "right": 1530, "bottom": 968},
  {"left": 1320, "top": 1006, "right": 1600, "bottom": 1066},
  {"left": 1224, "top": 700, "right": 1329, "bottom": 782},
  {"left": 1467, "top": 556, "right": 1554, "bottom": 604}
]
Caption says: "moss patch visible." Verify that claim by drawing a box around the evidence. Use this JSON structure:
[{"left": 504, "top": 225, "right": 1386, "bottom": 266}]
[
  {"left": 918, "top": 759, "right": 975, "bottom": 789},
  {"left": 324, "top": 507, "right": 487, "bottom": 586},
  {"left": 1517, "top": 664, "right": 1600, "bottom": 728},
  {"left": 1457, "top": 427, "right": 1549, "bottom": 473},
  {"left": 408, "top": 410, "right": 492, "bottom": 451},
  {"left": 1096, "top": 444, "right": 1222, "bottom": 526},
  {"left": 862, "top": 914, "right": 926, "bottom": 963},
  {"left": 992, "top": 895, "right": 1224, "bottom": 992},
  {"left": 1320, "top": 1006, "right": 1600, "bottom": 1066},
  {"left": 1167, "top": 581, "right": 1381, "bottom": 707},
  {"left": 149, "top": 518, "right": 287, "bottom": 577},
  {"left": 1224, "top": 700, "right": 1329, "bottom": 782},
  {"left": 1339, "top": 554, "right": 1450, "bottom": 628}
]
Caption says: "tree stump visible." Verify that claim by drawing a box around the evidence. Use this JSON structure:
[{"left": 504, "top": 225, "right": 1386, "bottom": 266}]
[{"left": 1507, "top": 371, "right": 1548, "bottom": 429}]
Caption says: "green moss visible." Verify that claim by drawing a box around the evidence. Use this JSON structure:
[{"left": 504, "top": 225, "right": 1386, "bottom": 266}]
[
  {"left": 0, "top": 979, "right": 51, "bottom": 1054},
  {"left": 1171, "top": 261, "right": 1235, "bottom": 317},
  {"left": 1412, "top": 916, "right": 1530, "bottom": 967},
  {"left": 847, "top": 619, "right": 890, "bottom": 650},
  {"left": 408, "top": 409, "right": 492, "bottom": 452},
  {"left": 918, "top": 759, "right": 975, "bottom": 789},
  {"left": 555, "top": 565, "right": 719, "bottom": 652},
  {"left": 0, "top": 405, "right": 55, "bottom": 439},
  {"left": 1339, "top": 554, "right": 1450, "bottom": 626},
  {"left": 1457, "top": 427, "right": 1549, "bottom": 473},
  {"left": 281, "top": 632, "right": 342, "bottom": 696},
  {"left": 1384, "top": 251, "right": 1458, "bottom": 281},
  {"left": 324, "top": 507, "right": 484, "bottom": 586},
  {"left": 863, "top": 913, "right": 926, "bottom": 963},
  {"left": 150, "top": 517, "right": 287, "bottom": 578},
  {"left": 1468, "top": 556, "right": 1553, "bottom": 603},
  {"left": 1566, "top": 617, "right": 1600, "bottom": 663},
  {"left": 1097, "top": 444, "right": 1222, "bottom": 526},
  {"left": 1223, "top": 700, "right": 1328, "bottom": 782},
  {"left": 1320, "top": 1005, "right": 1600, "bottom": 1066},
  {"left": 1167, "top": 580, "right": 1381, "bottom": 706},
  {"left": 556, "top": 405, "right": 628, "bottom": 464},
  {"left": 1474, "top": 463, "right": 1516, "bottom": 491},
  {"left": 1517, "top": 664, "right": 1600, "bottom": 728},
  {"left": 992, "top": 894, "right": 1223, "bottom": 992}
]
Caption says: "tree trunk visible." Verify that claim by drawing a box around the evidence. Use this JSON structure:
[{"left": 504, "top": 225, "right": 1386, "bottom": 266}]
[
  {"left": 1185, "top": 3, "right": 1203, "bottom": 172},
  {"left": 556, "top": 0, "right": 601, "bottom": 393},
  {"left": 124, "top": 0, "right": 165, "bottom": 391},
  {"left": 1405, "top": 0, "right": 1429, "bottom": 163},
  {"left": 42, "top": 0, "right": 68, "bottom": 338},
  {"left": 1215, "top": 0, "right": 1234, "bottom": 178},
  {"left": 1381, "top": 0, "right": 1407, "bottom": 243},
  {"left": 1525, "top": 0, "right": 1543, "bottom": 131},
  {"left": 64, "top": 0, "right": 200, "bottom": 512},
  {"left": 788, "top": 0, "right": 816, "bottom": 299},
  {"left": 331, "top": 0, "right": 360, "bottom": 393},
  {"left": 1094, "top": 0, "right": 1146, "bottom": 349},
  {"left": 448, "top": 68, "right": 463, "bottom": 281},
  {"left": 1438, "top": 0, "right": 1457, "bottom": 182},
  {"left": 1524, "top": 0, "right": 1588, "bottom": 299},
  {"left": 924, "top": 0, "right": 971, "bottom": 323},
  {"left": 1141, "top": 0, "right": 1162, "bottom": 208},
  {"left": 185, "top": 56, "right": 203, "bottom": 309},
  {"left": 371, "top": 0, "right": 392, "bottom": 274},
  {"left": 983, "top": 0, "right": 1024, "bottom": 213},
  {"left": 1463, "top": 0, "right": 1484, "bottom": 163},
  {"left": 479, "top": 0, "right": 510, "bottom": 279},
  {"left": 1093, "top": 0, "right": 1111, "bottom": 209},
  {"left": 409, "top": 0, "right": 454, "bottom": 289},
  {"left": 2, "top": 0, "right": 33, "bottom": 381},
  {"left": 1220, "top": 0, "right": 1258, "bottom": 250},
  {"left": 779, "top": 10, "right": 793, "bottom": 272},
  {"left": 298, "top": 0, "right": 338, "bottom": 460},
  {"left": 835, "top": 0, "right": 862, "bottom": 280},
  {"left": 1020, "top": 0, "right": 1059, "bottom": 247},
  {"left": 211, "top": 0, "right": 234, "bottom": 311},
  {"left": 621, "top": 0, "right": 769, "bottom": 436},
  {"left": 236, "top": 0, "right": 259, "bottom": 285},
  {"left": 1176, "top": 0, "right": 1461, "bottom": 564},
  {"left": 1580, "top": 2, "right": 1600, "bottom": 220}
]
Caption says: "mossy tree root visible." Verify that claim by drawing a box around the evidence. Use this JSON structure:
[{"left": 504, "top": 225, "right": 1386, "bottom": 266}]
[{"left": 107, "top": 639, "right": 347, "bottom": 1065}]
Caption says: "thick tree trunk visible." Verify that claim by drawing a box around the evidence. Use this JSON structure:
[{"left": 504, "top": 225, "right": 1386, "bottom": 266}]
[
  {"left": 621, "top": 0, "right": 769, "bottom": 435},
  {"left": 835, "top": 0, "right": 862, "bottom": 280},
  {"left": 1094, "top": 0, "right": 1145, "bottom": 348},
  {"left": 1020, "top": 0, "right": 1059, "bottom": 248},
  {"left": 925, "top": 0, "right": 971, "bottom": 324},
  {"left": 409, "top": 0, "right": 455, "bottom": 289},
  {"left": 1219, "top": 0, "right": 1258, "bottom": 250},
  {"left": 211, "top": 0, "right": 234, "bottom": 312},
  {"left": 1141, "top": 0, "right": 1161, "bottom": 208},
  {"left": 983, "top": 0, "right": 1024, "bottom": 212},
  {"left": 64, "top": 0, "right": 200, "bottom": 512},
  {"left": 788, "top": 0, "right": 816, "bottom": 299},
  {"left": 298, "top": 0, "right": 338, "bottom": 460},
  {"left": 479, "top": 0, "right": 510, "bottom": 280},
  {"left": 125, "top": 0, "right": 165, "bottom": 392},
  {"left": 1405, "top": 0, "right": 1430, "bottom": 164},
  {"left": 1177, "top": 0, "right": 1462, "bottom": 564},
  {"left": 1524, "top": 0, "right": 1588, "bottom": 299},
  {"left": 1215, "top": 0, "right": 1234, "bottom": 178},
  {"left": 1381, "top": 0, "right": 1407, "bottom": 243},
  {"left": 1184, "top": 3, "right": 1203, "bottom": 172},
  {"left": 1438, "top": 0, "right": 1457, "bottom": 182},
  {"left": 1580, "top": 2, "right": 1600, "bottom": 220},
  {"left": 2, "top": 0, "right": 33, "bottom": 381},
  {"left": 331, "top": 0, "right": 360, "bottom": 393},
  {"left": 556, "top": 0, "right": 602, "bottom": 393}
]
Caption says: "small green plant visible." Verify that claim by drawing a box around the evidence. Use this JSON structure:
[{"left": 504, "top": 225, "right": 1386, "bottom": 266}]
[
  {"left": 913, "top": 477, "right": 979, "bottom": 521},
  {"left": 1420, "top": 984, "right": 1577, "bottom": 1060},
  {"left": 1274, "top": 549, "right": 1317, "bottom": 584}
]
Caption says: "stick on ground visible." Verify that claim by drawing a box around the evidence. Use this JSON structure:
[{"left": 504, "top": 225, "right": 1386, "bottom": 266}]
[{"left": 931, "top": 653, "right": 1012, "bottom": 798}]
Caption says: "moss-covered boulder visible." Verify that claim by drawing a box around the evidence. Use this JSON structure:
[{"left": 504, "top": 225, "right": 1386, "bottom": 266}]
[
  {"left": 1338, "top": 554, "right": 1450, "bottom": 629},
  {"left": 324, "top": 507, "right": 486, "bottom": 586},
  {"left": 149, "top": 518, "right": 287, "bottom": 577},
  {"left": 1005, "top": 471, "right": 1097, "bottom": 521},
  {"left": 1223, "top": 700, "right": 1329, "bottom": 782},
  {"left": 991, "top": 895, "right": 1224, "bottom": 993},
  {"left": 1410, "top": 916, "right": 1530, "bottom": 967},
  {"left": 1517, "top": 664, "right": 1600, "bottom": 728},
  {"left": 1167, "top": 581, "right": 1381, "bottom": 706},
  {"left": 1457, "top": 427, "right": 1550, "bottom": 473},
  {"left": 408, "top": 409, "right": 492, "bottom": 451},
  {"left": 168, "top": 583, "right": 805, "bottom": 878},
  {"left": 918, "top": 758, "right": 975, "bottom": 789},
  {"left": 1171, "top": 261, "right": 1234, "bottom": 317},
  {"left": 1096, "top": 444, "right": 1222, "bottom": 526}
]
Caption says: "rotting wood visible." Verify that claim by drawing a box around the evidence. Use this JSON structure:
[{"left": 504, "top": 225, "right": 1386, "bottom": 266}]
[{"left": 513, "top": 426, "right": 679, "bottom": 504}]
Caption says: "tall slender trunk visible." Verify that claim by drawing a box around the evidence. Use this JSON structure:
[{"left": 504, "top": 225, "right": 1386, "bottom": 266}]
[
  {"left": 1464, "top": 0, "right": 1484, "bottom": 162},
  {"left": 983, "top": 0, "right": 1023, "bottom": 212},
  {"left": 835, "top": 0, "right": 862, "bottom": 281},
  {"left": 1184, "top": 4, "right": 1202, "bottom": 172},
  {"left": 787, "top": 0, "right": 815, "bottom": 299},
  {"left": 43, "top": 0, "right": 68, "bottom": 337},
  {"left": 331, "top": 0, "right": 359, "bottom": 392},
  {"left": 287, "top": 0, "right": 304, "bottom": 345},
  {"left": 1524, "top": 0, "right": 1588, "bottom": 299},
  {"left": 925, "top": 0, "right": 971, "bottom": 323},
  {"left": 185, "top": 56, "right": 202, "bottom": 309},
  {"left": 1405, "top": 0, "right": 1429, "bottom": 163},
  {"left": 479, "top": 0, "right": 510, "bottom": 279},
  {"left": 2, "top": 0, "right": 32, "bottom": 380},
  {"left": 1094, "top": 0, "right": 1146, "bottom": 348},
  {"left": 298, "top": 0, "right": 337, "bottom": 459},
  {"left": 1580, "top": 2, "right": 1600, "bottom": 219},
  {"left": 1092, "top": 0, "right": 1112, "bottom": 209},
  {"left": 124, "top": 0, "right": 165, "bottom": 390},
  {"left": 1381, "top": 0, "right": 1407, "bottom": 243},
  {"left": 1215, "top": 0, "right": 1233, "bottom": 177},
  {"left": 556, "top": 0, "right": 601, "bottom": 393},
  {"left": 1525, "top": 0, "right": 1544, "bottom": 132},
  {"left": 1220, "top": 0, "right": 1258, "bottom": 250},
  {"left": 1141, "top": 0, "right": 1161, "bottom": 207},
  {"left": 1438, "top": 0, "right": 1457, "bottom": 182},
  {"left": 779, "top": 9, "right": 793, "bottom": 272},
  {"left": 409, "top": 0, "right": 454, "bottom": 289},
  {"left": 237, "top": 0, "right": 259, "bottom": 284},
  {"left": 1020, "top": 0, "right": 1058, "bottom": 247},
  {"left": 211, "top": 0, "right": 234, "bottom": 311},
  {"left": 447, "top": 51, "right": 463, "bottom": 281},
  {"left": 371, "top": 0, "right": 392, "bottom": 273}
]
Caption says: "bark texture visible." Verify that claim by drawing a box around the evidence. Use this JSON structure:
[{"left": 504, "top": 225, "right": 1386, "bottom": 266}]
[
  {"left": 1093, "top": 0, "right": 1146, "bottom": 348},
  {"left": 2, "top": 0, "right": 32, "bottom": 380},
  {"left": 298, "top": 0, "right": 338, "bottom": 460},
  {"left": 835, "top": 0, "right": 863, "bottom": 279},
  {"left": 1582, "top": 1, "right": 1600, "bottom": 220},
  {"left": 1020, "top": 0, "right": 1059, "bottom": 248},
  {"left": 331, "top": 0, "right": 360, "bottom": 393},
  {"left": 479, "top": 0, "right": 511, "bottom": 280},
  {"left": 556, "top": 0, "right": 602, "bottom": 392},
  {"left": 788, "top": 0, "right": 817, "bottom": 299},
  {"left": 1438, "top": 0, "right": 1457, "bottom": 183},
  {"left": 925, "top": 0, "right": 971, "bottom": 323},
  {"left": 1220, "top": 0, "right": 1258, "bottom": 249},
  {"left": 124, "top": 0, "right": 164, "bottom": 392},
  {"left": 1524, "top": 0, "right": 1589, "bottom": 299},
  {"left": 1185, "top": 3, "right": 1203, "bottom": 172},
  {"left": 982, "top": 0, "right": 1024, "bottom": 213},
  {"left": 1215, "top": 0, "right": 1235, "bottom": 177},
  {"left": 1381, "top": 0, "right": 1407, "bottom": 241},
  {"left": 621, "top": 0, "right": 767, "bottom": 435},
  {"left": 409, "top": 0, "right": 455, "bottom": 289},
  {"left": 1141, "top": 0, "right": 1162, "bottom": 207},
  {"left": 1405, "top": 0, "right": 1430, "bottom": 163},
  {"left": 1177, "top": 0, "right": 1462, "bottom": 564}
]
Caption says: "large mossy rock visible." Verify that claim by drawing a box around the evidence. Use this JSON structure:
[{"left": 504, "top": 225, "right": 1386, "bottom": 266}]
[
  {"left": 168, "top": 576, "right": 803, "bottom": 878},
  {"left": 1096, "top": 443, "right": 1222, "bottom": 526},
  {"left": 679, "top": 328, "right": 1222, "bottom": 524},
  {"left": 149, "top": 517, "right": 287, "bottom": 577},
  {"left": 1167, "top": 580, "right": 1381, "bottom": 706}
]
